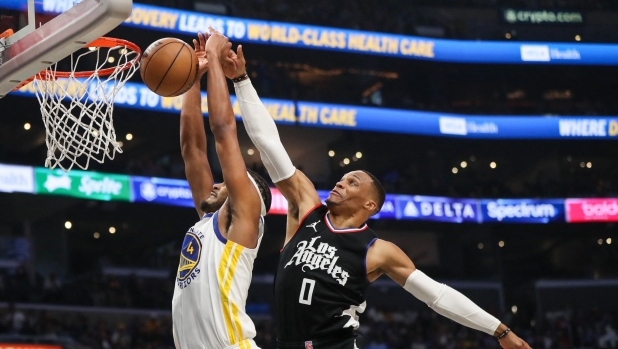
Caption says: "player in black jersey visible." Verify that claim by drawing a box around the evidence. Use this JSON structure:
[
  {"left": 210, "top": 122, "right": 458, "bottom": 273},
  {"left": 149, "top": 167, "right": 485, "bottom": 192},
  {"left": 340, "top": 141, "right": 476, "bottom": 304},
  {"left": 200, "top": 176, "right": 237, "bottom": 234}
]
[{"left": 221, "top": 48, "right": 532, "bottom": 349}]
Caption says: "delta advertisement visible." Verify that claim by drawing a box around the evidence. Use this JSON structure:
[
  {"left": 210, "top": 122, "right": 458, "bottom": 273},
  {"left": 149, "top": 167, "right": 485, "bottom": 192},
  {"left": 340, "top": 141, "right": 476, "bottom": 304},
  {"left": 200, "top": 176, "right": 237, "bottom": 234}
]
[
  {"left": 3, "top": 0, "right": 618, "bottom": 65},
  {"left": 11, "top": 80, "right": 618, "bottom": 139},
  {"left": 396, "top": 195, "right": 481, "bottom": 223}
]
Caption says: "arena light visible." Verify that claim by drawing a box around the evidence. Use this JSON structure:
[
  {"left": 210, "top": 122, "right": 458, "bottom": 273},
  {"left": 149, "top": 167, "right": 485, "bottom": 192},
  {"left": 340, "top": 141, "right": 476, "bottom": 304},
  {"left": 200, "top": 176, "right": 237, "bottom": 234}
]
[
  {"left": 247, "top": 148, "right": 255, "bottom": 155},
  {"left": 598, "top": 239, "right": 603, "bottom": 245},
  {"left": 109, "top": 226, "right": 116, "bottom": 234},
  {"left": 125, "top": 133, "right": 133, "bottom": 141},
  {"left": 607, "top": 238, "right": 612, "bottom": 245},
  {"left": 575, "top": 35, "right": 581, "bottom": 41},
  {"left": 505, "top": 33, "right": 512, "bottom": 39},
  {"left": 490, "top": 162, "right": 497, "bottom": 169},
  {"left": 94, "top": 232, "right": 100, "bottom": 239},
  {"left": 498, "top": 240, "right": 505, "bottom": 247},
  {"left": 511, "top": 305, "right": 518, "bottom": 314},
  {"left": 587, "top": 162, "right": 592, "bottom": 168},
  {"left": 343, "top": 158, "right": 350, "bottom": 165},
  {"left": 64, "top": 221, "right": 72, "bottom": 229},
  {"left": 118, "top": 141, "right": 123, "bottom": 147},
  {"left": 460, "top": 161, "right": 467, "bottom": 168},
  {"left": 567, "top": 156, "right": 572, "bottom": 162},
  {"left": 452, "top": 167, "right": 458, "bottom": 174},
  {"left": 108, "top": 56, "right": 115, "bottom": 63},
  {"left": 24, "top": 123, "right": 31, "bottom": 130},
  {"left": 339, "top": 161, "right": 345, "bottom": 167},
  {"left": 580, "top": 162, "right": 585, "bottom": 168},
  {"left": 88, "top": 47, "right": 96, "bottom": 52},
  {"left": 356, "top": 152, "right": 363, "bottom": 159},
  {"left": 328, "top": 150, "right": 335, "bottom": 157},
  {"left": 477, "top": 243, "right": 484, "bottom": 250}
]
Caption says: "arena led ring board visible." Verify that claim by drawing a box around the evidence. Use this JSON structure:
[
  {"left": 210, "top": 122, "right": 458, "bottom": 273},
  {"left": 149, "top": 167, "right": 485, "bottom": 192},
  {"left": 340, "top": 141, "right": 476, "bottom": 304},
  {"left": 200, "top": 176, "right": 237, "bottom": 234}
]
[{"left": 0, "top": 0, "right": 133, "bottom": 98}]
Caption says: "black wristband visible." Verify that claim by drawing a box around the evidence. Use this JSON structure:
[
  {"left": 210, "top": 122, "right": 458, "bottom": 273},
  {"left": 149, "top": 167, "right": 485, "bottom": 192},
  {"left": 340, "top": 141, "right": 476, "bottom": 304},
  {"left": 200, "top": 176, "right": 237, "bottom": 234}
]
[
  {"left": 232, "top": 72, "right": 249, "bottom": 83},
  {"left": 497, "top": 328, "right": 511, "bottom": 340}
]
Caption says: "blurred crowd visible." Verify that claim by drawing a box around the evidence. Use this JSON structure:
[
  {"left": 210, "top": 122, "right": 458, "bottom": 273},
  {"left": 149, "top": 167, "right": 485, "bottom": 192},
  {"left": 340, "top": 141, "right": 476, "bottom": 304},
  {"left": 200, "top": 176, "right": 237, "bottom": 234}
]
[
  {"left": 1, "top": 304, "right": 618, "bottom": 349},
  {"left": 0, "top": 268, "right": 174, "bottom": 310}
]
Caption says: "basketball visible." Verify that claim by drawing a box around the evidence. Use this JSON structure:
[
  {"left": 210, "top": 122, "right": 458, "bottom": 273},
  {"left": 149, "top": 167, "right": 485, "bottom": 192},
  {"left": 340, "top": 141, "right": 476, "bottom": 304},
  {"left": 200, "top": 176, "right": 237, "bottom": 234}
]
[{"left": 140, "top": 38, "right": 198, "bottom": 97}]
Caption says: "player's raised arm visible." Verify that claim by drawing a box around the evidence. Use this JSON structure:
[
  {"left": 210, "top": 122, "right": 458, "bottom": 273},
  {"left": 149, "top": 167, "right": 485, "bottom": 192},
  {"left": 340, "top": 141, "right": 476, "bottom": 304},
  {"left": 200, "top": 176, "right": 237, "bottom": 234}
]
[
  {"left": 366, "top": 240, "right": 532, "bottom": 349},
  {"left": 204, "top": 28, "right": 262, "bottom": 248},
  {"left": 222, "top": 46, "right": 321, "bottom": 238},
  {"left": 180, "top": 32, "right": 214, "bottom": 218}
]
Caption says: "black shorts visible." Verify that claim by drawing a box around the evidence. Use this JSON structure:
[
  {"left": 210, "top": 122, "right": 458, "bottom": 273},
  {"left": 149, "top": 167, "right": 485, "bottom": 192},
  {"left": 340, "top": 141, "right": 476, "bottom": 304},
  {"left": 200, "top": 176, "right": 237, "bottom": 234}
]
[{"left": 277, "top": 334, "right": 365, "bottom": 349}]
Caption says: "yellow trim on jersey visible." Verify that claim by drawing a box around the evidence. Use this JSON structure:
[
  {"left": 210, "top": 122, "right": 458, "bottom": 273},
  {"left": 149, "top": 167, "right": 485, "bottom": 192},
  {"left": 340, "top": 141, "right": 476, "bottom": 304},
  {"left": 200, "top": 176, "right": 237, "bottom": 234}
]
[
  {"left": 217, "top": 241, "right": 245, "bottom": 346},
  {"left": 232, "top": 302, "right": 245, "bottom": 349}
]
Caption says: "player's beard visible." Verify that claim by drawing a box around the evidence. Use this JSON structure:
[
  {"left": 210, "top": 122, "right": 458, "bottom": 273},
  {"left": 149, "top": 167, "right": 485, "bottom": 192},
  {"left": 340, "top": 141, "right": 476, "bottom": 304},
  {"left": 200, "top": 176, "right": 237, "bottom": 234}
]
[{"left": 201, "top": 199, "right": 222, "bottom": 214}]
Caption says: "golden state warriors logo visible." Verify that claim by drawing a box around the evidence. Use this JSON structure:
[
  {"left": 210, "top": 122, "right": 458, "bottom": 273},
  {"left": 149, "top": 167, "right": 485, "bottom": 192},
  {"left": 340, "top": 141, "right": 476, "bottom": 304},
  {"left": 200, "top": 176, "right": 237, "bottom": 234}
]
[{"left": 177, "top": 232, "right": 201, "bottom": 282}]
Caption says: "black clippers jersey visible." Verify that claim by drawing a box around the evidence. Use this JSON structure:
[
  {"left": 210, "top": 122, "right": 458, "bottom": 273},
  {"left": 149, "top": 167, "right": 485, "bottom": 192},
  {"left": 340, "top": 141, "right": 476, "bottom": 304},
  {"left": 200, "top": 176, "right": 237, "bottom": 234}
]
[{"left": 275, "top": 205, "right": 378, "bottom": 342}]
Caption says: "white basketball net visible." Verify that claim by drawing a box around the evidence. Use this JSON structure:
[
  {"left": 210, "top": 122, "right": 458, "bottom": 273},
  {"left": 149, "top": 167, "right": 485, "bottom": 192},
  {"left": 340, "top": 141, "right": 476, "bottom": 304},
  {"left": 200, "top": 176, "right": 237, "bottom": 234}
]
[{"left": 32, "top": 43, "right": 140, "bottom": 172}]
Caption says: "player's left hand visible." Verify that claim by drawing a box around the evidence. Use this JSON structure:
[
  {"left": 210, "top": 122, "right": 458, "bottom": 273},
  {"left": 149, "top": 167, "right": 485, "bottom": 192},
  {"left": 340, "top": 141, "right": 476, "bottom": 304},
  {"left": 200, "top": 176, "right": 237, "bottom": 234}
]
[
  {"left": 499, "top": 331, "right": 532, "bottom": 349},
  {"left": 193, "top": 32, "right": 209, "bottom": 78}
]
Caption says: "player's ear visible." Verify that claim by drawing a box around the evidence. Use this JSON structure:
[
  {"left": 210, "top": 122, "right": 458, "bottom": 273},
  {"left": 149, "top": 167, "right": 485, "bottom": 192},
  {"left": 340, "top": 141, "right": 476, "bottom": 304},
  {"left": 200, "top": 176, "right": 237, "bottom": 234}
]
[{"left": 364, "top": 200, "right": 377, "bottom": 213}]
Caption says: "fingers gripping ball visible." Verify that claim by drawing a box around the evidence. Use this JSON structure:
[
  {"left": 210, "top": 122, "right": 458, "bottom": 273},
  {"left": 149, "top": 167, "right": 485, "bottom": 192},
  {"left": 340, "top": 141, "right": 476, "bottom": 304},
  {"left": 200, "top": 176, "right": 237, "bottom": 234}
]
[{"left": 140, "top": 38, "right": 199, "bottom": 97}]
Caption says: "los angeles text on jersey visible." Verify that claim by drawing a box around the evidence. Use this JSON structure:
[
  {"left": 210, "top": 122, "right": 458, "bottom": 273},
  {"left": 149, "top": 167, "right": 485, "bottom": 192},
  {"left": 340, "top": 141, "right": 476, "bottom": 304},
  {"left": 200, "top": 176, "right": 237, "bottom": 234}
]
[
  {"left": 284, "top": 236, "right": 349, "bottom": 286},
  {"left": 177, "top": 227, "right": 204, "bottom": 289}
]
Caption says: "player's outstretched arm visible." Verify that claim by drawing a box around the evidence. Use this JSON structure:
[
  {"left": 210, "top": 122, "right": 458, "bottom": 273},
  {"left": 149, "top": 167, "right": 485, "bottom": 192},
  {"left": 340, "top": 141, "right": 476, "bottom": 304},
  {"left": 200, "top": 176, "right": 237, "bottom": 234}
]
[
  {"left": 180, "top": 32, "right": 214, "bottom": 218},
  {"left": 366, "top": 240, "right": 532, "bottom": 349},
  {"left": 222, "top": 46, "right": 321, "bottom": 238},
  {"left": 205, "top": 27, "right": 261, "bottom": 248}
]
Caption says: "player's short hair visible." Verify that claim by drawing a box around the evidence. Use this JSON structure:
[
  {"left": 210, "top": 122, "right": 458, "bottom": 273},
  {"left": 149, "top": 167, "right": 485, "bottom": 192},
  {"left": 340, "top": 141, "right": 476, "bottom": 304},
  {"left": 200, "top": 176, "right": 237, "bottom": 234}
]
[
  {"left": 360, "top": 170, "right": 385, "bottom": 215},
  {"left": 247, "top": 169, "right": 272, "bottom": 214}
]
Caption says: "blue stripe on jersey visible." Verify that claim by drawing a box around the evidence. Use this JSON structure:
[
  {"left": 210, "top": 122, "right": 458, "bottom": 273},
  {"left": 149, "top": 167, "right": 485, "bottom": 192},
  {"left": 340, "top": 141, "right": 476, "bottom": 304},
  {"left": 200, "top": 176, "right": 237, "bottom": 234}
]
[{"left": 213, "top": 211, "right": 227, "bottom": 244}]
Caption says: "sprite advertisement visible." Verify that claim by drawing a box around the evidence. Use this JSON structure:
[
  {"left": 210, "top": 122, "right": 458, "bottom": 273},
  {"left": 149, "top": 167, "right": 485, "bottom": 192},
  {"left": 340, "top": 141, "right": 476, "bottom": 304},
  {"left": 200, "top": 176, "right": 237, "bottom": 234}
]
[{"left": 34, "top": 168, "right": 131, "bottom": 201}]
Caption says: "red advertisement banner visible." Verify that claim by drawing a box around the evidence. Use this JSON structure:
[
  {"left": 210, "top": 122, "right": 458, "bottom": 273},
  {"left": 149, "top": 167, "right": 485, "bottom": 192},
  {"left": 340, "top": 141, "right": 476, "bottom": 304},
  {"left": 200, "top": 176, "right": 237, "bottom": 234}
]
[
  {"left": 0, "top": 345, "right": 62, "bottom": 349},
  {"left": 565, "top": 198, "right": 618, "bottom": 222}
]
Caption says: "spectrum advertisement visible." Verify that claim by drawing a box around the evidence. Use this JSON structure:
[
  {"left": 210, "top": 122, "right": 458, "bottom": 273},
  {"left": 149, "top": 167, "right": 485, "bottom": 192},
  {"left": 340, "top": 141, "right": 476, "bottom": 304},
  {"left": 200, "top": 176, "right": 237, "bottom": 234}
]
[
  {"left": 3, "top": 0, "right": 618, "bottom": 65},
  {"left": 481, "top": 199, "right": 565, "bottom": 223},
  {"left": 12, "top": 80, "right": 618, "bottom": 140}
]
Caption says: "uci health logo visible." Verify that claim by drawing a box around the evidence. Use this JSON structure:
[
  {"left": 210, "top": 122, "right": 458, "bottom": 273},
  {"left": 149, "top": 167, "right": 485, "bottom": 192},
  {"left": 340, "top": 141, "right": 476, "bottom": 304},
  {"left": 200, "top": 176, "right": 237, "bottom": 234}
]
[{"left": 520, "top": 45, "right": 551, "bottom": 62}]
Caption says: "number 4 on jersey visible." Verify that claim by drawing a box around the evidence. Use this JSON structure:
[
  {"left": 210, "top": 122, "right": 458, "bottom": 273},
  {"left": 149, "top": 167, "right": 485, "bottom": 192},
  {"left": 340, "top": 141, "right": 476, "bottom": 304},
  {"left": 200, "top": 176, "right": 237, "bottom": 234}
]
[{"left": 299, "top": 278, "right": 315, "bottom": 305}]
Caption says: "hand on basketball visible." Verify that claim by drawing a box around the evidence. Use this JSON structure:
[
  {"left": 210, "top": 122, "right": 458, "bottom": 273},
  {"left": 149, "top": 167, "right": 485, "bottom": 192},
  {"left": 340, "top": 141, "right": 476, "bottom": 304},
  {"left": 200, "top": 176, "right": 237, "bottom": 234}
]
[
  {"left": 222, "top": 45, "right": 246, "bottom": 81},
  {"left": 206, "top": 26, "right": 233, "bottom": 61},
  {"left": 193, "top": 32, "right": 209, "bottom": 78},
  {"left": 499, "top": 331, "right": 532, "bottom": 349}
]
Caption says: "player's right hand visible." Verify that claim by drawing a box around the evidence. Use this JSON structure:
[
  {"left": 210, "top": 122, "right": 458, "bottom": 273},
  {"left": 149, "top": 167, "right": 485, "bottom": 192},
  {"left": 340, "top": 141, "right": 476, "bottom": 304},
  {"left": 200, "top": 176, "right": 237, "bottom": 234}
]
[
  {"left": 499, "top": 331, "right": 532, "bottom": 349},
  {"left": 206, "top": 26, "right": 232, "bottom": 61}
]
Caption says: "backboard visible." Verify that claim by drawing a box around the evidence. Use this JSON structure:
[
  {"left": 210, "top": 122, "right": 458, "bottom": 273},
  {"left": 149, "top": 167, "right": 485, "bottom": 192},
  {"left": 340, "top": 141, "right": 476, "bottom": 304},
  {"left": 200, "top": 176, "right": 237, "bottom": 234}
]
[{"left": 0, "top": 0, "right": 133, "bottom": 98}]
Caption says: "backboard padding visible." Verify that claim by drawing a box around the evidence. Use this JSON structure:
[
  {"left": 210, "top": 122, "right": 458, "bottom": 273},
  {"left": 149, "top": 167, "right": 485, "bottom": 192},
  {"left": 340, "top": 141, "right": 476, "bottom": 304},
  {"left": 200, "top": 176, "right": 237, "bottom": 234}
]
[{"left": 0, "top": 0, "right": 132, "bottom": 98}]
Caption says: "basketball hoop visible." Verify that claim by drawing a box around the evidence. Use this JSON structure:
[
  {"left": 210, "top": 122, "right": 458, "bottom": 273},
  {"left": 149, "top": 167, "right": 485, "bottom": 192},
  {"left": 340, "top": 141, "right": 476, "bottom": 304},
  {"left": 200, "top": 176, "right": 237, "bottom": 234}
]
[{"left": 20, "top": 37, "right": 141, "bottom": 172}]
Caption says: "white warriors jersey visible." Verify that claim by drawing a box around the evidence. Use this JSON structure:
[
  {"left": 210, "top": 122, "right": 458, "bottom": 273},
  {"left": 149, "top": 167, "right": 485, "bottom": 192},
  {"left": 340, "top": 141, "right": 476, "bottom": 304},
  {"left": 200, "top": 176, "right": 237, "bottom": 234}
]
[{"left": 172, "top": 210, "right": 264, "bottom": 349}]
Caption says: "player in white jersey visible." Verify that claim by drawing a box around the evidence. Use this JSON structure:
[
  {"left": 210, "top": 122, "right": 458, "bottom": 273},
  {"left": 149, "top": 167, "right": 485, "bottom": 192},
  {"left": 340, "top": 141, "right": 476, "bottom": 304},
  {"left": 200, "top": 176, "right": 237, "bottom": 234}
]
[{"left": 172, "top": 29, "right": 272, "bottom": 349}]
